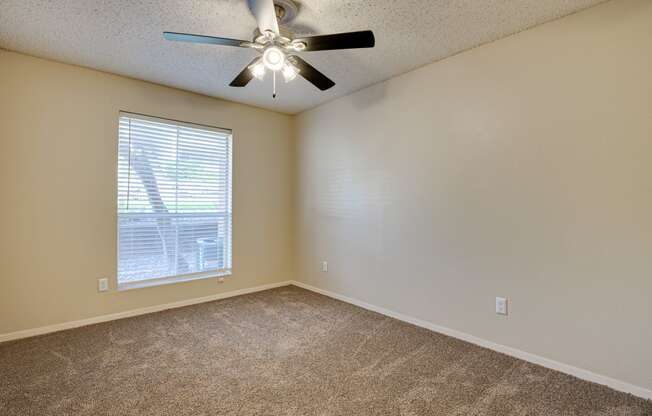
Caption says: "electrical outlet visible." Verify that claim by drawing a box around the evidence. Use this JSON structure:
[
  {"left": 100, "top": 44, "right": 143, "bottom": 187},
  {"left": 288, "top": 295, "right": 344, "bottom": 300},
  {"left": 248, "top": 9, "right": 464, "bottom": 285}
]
[
  {"left": 98, "top": 278, "right": 109, "bottom": 292},
  {"left": 321, "top": 261, "right": 328, "bottom": 272},
  {"left": 496, "top": 297, "right": 508, "bottom": 315}
]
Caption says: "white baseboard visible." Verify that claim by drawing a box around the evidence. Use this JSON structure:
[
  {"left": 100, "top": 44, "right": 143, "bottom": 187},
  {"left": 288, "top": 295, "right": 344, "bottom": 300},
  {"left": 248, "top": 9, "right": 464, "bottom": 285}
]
[
  {"left": 0, "top": 280, "right": 292, "bottom": 343},
  {"left": 290, "top": 280, "right": 652, "bottom": 400}
]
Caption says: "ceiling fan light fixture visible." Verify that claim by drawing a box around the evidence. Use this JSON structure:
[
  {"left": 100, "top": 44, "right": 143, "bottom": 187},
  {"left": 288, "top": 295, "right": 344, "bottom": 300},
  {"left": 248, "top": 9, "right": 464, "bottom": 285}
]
[
  {"left": 282, "top": 62, "right": 299, "bottom": 82},
  {"left": 249, "top": 58, "right": 266, "bottom": 80},
  {"left": 262, "top": 46, "right": 285, "bottom": 71},
  {"left": 283, "top": 61, "right": 299, "bottom": 83}
]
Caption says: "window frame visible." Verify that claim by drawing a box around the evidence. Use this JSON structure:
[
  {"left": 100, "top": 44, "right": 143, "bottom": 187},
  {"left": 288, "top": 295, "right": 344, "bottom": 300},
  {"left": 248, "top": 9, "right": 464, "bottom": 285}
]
[{"left": 116, "top": 111, "right": 233, "bottom": 291}]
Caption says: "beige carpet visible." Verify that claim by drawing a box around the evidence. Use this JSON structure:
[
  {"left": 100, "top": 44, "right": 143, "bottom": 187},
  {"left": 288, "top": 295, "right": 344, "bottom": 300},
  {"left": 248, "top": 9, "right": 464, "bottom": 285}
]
[{"left": 1, "top": 286, "right": 650, "bottom": 415}]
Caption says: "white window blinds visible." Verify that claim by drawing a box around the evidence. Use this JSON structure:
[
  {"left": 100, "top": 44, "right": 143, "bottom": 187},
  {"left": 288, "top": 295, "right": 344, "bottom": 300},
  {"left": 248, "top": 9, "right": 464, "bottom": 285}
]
[{"left": 117, "top": 113, "right": 232, "bottom": 287}]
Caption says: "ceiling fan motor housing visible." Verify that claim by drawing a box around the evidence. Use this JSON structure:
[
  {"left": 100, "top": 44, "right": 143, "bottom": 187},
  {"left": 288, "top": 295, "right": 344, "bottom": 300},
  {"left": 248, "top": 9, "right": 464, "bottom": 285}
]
[
  {"left": 253, "top": 26, "right": 293, "bottom": 44},
  {"left": 251, "top": 0, "right": 298, "bottom": 41},
  {"left": 272, "top": 0, "right": 298, "bottom": 24}
]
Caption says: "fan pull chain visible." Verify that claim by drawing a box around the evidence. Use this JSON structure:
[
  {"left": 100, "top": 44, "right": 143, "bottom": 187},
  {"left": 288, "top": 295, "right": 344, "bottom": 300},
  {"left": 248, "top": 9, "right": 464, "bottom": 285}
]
[{"left": 273, "top": 70, "right": 277, "bottom": 98}]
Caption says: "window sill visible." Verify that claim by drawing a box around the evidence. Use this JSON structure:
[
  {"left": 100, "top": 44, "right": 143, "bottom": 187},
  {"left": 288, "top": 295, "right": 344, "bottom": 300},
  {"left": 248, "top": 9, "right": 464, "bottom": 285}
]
[{"left": 117, "top": 270, "right": 232, "bottom": 292}]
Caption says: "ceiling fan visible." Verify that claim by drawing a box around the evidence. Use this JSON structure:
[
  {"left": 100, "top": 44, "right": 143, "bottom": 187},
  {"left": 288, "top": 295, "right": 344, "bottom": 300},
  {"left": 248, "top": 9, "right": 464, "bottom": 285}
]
[{"left": 163, "top": 0, "right": 375, "bottom": 98}]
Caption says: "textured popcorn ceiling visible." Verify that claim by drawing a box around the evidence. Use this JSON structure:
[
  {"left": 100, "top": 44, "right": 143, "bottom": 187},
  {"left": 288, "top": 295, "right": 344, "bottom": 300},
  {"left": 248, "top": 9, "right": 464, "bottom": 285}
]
[{"left": 0, "top": 0, "right": 604, "bottom": 114}]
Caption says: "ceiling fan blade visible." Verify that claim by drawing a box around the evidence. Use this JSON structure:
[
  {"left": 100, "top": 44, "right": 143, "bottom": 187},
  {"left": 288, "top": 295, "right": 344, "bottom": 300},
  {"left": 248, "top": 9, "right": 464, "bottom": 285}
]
[
  {"left": 163, "top": 32, "right": 251, "bottom": 48},
  {"left": 287, "top": 56, "right": 335, "bottom": 91},
  {"left": 248, "top": 0, "right": 279, "bottom": 36},
  {"left": 293, "top": 30, "right": 375, "bottom": 51},
  {"left": 229, "top": 58, "right": 261, "bottom": 87}
]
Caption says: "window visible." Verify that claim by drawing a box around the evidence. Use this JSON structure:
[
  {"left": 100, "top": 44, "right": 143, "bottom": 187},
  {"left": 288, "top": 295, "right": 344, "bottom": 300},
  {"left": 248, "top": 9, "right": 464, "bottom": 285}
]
[{"left": 117, "top": 113, "right": 232, "bottom": 289}]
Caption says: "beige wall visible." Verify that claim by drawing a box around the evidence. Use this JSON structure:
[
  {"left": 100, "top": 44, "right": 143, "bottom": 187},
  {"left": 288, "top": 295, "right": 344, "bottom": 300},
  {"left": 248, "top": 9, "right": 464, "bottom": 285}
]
[
  {"left": 295, "top": 0, "right": 652, "bottom": 391},
  {"left": 0, "top": 50, "right": 294, "bottom": 335}
]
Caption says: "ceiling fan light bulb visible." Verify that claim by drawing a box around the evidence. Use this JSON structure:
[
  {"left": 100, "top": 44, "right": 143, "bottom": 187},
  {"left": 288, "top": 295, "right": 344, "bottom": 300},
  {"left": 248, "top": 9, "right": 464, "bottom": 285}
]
[
  {"left": 250, "top": 60, "right": 266, "bottom": 80},
  {"left": 263, "top": 46, "right": 285, "bottom": 71},
  {"left": 282, "top": 62, "right": 299, "bottom": 82}
]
